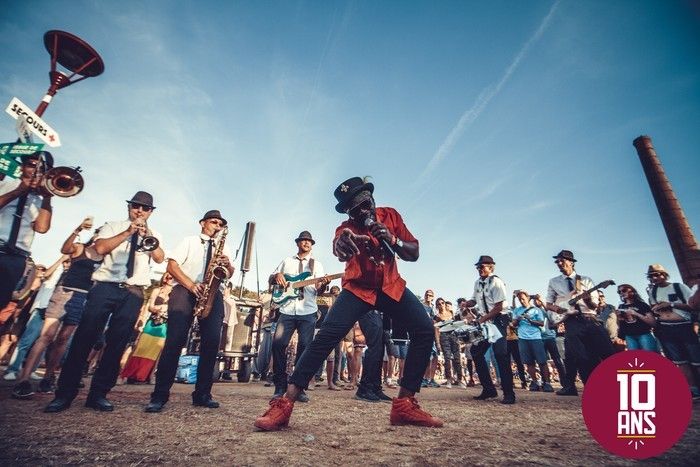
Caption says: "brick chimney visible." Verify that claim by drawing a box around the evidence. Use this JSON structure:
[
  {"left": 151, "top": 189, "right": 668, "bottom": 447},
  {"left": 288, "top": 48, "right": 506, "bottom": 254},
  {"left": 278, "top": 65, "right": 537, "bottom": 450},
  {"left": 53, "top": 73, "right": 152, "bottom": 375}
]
[{"left": 633, "top": 135, "right": 700, "bottom": 287}]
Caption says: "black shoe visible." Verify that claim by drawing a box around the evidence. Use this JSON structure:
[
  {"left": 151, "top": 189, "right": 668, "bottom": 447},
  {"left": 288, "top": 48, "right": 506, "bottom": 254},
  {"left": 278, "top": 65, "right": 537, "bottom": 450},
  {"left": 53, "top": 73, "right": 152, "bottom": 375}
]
[
  {"left": 44, "top": 397, "right": 72, "bottom": 413},
  {"left": 556, "top": 387, "right": 579, "bottom": 396},
  {"left": 221, "top": 372, "right": 233, "bottom": 381},
  {"left": 374, "top": 390, "right": 392, "bottom": 403},
  {"left": 38, "top": 377, "right": 55, "bottom": 393},
  {"left": 296, "top": 391, "right": 310, "bottom": 403},
  {"left": 520, "top": 381, "right": 528, "bottom": 389},
  {"left": 355, "top": 388, "right": 380, "bottom": 403},
  {"left": 85, "top": 396, "right": 114, "bottom": 412},
  {"left": 193, "top": 395, "right": 220, "bottom": 408},
  {"left": 144, "top": 400, "right": 166, "bottom": 413},
  {"left": 473, "top": 390, "right": 498, "bottom": 400},
  {"left": 12, "top": 380, "right": 34, "bottom": 400},
  {"left": 501, "top": 393, "right": 516, "bottom": 404}
]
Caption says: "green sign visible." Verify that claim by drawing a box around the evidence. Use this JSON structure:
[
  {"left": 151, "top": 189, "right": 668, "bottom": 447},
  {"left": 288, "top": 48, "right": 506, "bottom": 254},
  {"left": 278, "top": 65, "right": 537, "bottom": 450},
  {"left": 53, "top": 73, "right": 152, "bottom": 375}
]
[
  {"left": 0, "top": 154, "right": 22, "bottom": 178},
  {"left": 0, "top": 142, "right": 44, "bottom": 157}
]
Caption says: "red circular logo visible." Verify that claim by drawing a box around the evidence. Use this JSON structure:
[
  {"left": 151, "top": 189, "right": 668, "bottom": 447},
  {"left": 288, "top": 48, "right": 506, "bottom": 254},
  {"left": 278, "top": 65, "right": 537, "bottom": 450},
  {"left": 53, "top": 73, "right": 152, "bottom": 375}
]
[{"left": 582, "top": 350, "right": 692, "bottom": 459}]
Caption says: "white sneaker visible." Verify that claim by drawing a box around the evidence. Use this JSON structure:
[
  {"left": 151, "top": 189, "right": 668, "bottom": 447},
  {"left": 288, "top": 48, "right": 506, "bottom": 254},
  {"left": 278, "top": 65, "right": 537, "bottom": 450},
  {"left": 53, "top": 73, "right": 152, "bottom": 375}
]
[
  {"left": 444, "top": 382, "right": 452, "bottom": 389},
  {"left": 3, "top": 372, "right": 17, "bottom": 381},
  {"left": 30, "top": 371, "right": 43, "bottom": 381},
  {"left": 458, "top": 381, "right": 467, "bottom": 389}
]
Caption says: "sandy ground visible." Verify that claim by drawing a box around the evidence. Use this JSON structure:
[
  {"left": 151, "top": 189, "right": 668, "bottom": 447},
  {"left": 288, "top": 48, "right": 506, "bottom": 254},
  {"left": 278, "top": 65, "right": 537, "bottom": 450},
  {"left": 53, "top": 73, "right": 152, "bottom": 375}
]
[{"left": 0, "top": 376, "right": 697, "bottom": 466}]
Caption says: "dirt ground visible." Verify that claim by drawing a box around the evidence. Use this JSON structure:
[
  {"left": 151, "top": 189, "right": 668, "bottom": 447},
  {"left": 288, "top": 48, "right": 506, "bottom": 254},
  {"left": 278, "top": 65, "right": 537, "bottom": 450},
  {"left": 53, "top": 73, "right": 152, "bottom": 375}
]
[{"left": 1, "top": 375, "right": 697, "bottom": 466}]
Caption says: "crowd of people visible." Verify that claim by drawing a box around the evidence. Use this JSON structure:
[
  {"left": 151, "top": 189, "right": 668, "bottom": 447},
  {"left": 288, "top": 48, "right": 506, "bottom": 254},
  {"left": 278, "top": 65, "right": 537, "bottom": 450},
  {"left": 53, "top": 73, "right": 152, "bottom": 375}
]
[{"left": 2, "top": 154, "right": 699, "bottom": 432}]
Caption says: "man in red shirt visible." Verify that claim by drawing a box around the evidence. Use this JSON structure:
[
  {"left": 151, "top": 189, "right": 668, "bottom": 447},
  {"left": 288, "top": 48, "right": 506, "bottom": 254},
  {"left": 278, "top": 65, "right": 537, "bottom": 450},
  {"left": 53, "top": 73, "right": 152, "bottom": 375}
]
[{"left": 254, "top": 177, "right": 443, "bottom": 431}]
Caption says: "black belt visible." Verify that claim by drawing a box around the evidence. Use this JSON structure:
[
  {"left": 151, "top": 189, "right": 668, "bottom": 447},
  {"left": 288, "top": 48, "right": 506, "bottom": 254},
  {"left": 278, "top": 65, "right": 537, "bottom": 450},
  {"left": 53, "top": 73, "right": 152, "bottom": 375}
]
[
  {"left": 97, "top": 281, "right": 144, "bottom": 290},
  {"left": 0, "top": 245, "right": 31, "bottom": 258}
]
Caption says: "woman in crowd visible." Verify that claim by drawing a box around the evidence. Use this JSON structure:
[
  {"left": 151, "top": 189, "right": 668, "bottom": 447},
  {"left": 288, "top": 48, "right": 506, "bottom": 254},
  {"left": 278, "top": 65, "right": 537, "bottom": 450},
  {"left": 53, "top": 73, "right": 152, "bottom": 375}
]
[{"left": 616, "top": 284, "right": 658, "bottom": 352}]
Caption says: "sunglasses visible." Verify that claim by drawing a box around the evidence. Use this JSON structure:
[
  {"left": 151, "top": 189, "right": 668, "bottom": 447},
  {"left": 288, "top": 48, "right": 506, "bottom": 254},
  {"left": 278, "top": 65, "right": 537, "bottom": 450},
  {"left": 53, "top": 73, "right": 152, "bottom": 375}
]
[
  {"left": 618, "top": 289, "right": 632, "bottom": 295},
  {"left": 129, "top": 203, "right": 153, "bottom": 212},
  {"left": 648, "top": 272, "right": 664, "bottom": 277},
  {"left": 476, "top": 264, "right": 490, "bottom": 269},
  {"left": 348, "top": 200, "right": 372, "bottom": 217},
  {"left": 22, "top": 161, "right": 39, "bottom": 168}
]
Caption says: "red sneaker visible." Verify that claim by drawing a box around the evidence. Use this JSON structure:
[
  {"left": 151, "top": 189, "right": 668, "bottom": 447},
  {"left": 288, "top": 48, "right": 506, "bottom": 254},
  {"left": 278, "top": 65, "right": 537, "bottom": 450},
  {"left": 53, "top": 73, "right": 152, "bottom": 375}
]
[
  {"left": 390, "top": 396, "right": 444, "bottom": 427},
  {"left": 254, "top": 397, "right": 295, "bottom": 431}
]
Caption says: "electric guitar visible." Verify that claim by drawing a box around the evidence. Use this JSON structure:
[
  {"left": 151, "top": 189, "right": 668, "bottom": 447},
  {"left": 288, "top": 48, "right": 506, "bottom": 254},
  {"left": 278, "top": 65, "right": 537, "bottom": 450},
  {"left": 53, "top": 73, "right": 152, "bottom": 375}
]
[
  {"left": 271, "top": 272, "right": 344, "bottom": 305},
  {"left": 555, "top": 279, "right": 616, "bottom": 317}
]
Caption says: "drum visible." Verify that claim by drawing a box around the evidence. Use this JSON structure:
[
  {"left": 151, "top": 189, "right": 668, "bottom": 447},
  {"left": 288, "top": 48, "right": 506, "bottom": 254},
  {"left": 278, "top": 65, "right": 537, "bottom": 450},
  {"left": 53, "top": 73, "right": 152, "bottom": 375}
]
[{"left": 453, "top": 323, "right": 485, "bottom": 345}]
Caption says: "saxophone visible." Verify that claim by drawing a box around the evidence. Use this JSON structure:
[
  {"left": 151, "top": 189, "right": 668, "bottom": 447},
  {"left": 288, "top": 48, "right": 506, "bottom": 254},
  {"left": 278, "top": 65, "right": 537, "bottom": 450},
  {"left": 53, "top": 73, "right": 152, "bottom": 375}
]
[{"left": 193, "top": 226, "right": 230, "bottom": 319}]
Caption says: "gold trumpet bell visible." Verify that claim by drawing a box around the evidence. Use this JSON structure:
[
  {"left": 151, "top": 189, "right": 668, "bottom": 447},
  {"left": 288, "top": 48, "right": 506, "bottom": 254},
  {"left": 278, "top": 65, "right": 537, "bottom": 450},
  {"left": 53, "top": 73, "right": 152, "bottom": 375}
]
[{"left": 43, "top": 166, "right": 84, "bottom": 197}]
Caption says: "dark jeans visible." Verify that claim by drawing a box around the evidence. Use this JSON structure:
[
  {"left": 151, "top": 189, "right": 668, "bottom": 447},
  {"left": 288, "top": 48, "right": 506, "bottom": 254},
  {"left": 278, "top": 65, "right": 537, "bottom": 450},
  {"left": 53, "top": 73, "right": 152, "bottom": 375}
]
[
  {"left": 506, "top": 339, "right": 526, "bottom": 384},
  {"left": 254, "top": 325, "right": 274, "bottom": 379},
  {"left": 357, "top": 310, "right": 383, "bottom": 393},
  {"left": 0, "top": 252, "right": 26, "bottom": 310},
  {"left": 152, "top": 285, "right": 224, "bottom": 402},
  {"left": 563, "top": 318, "right": 615, "bottom": 386},
  {"left": 272, "top": 312, "right": 316, "bottom": 391},
  {"left": 470, "top": 337, "right": 514, "bottom": 396},
  {"left": 56, "top": 282, "right": 144, "bottom": 400},
  {"left": 543, "top": 337, "right": 566, "bottom": 383},
  {"left": 288, "top": 288, "right": 433, "bottom": 394},
  {"left": 439, "top": 332, "right": 464, "bottom": 381}
]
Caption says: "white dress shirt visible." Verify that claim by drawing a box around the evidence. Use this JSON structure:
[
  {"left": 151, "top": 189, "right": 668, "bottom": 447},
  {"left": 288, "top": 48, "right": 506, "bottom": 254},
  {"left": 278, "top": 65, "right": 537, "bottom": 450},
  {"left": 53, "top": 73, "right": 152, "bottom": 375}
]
[
  {"left": 471, "top": 274, "right": 508, "bottom": 316},
  {"left": 91, "top": 220, "right": 163, "bottom": 287},
  {"left": 0, "top": 178, "right": 44, "bottom": 253},
  {"left": 274, "top": 254, "right": 325, "bottom": 316},
  {"left": 546, "top": 272, "right": 598, "bottom": 315},
  {"left": 168, "top": 233, "right": 233, "bottom": 285}
]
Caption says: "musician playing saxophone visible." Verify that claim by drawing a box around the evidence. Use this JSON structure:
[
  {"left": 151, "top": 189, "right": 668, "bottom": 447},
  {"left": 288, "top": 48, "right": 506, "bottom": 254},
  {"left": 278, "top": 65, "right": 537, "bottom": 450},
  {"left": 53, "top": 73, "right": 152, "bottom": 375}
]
[{"left": 145, "top": 210, "right": 233, "bottom": 413}]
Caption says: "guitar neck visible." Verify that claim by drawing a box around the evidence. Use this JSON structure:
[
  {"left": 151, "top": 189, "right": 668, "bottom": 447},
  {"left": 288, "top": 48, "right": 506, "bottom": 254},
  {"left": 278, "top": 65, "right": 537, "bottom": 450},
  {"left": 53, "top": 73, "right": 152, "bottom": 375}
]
[{"left": 292, "top": 273, "right": 344, "bottom": 289}]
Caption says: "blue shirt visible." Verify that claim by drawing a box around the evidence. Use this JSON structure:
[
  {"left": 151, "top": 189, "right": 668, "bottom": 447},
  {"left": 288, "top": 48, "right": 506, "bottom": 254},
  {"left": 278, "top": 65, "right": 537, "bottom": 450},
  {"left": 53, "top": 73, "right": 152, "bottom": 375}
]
[{"left": 512, "top": 306, "right": 544, "bottom": 340}]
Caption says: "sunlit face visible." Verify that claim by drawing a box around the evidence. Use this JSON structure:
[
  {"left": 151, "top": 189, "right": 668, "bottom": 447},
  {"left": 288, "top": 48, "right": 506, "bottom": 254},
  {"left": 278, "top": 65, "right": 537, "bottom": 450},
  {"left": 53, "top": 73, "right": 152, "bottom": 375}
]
[
  {"left": 21, "top": 158, "right": 41, "bottom": 178},
  {"left": 647, "top": 272, "right": 668, "bottom": 286},
  {"left": 435, "top": 298, "right": 445, "bottom": 310},
  {"left": 424, "top": 290, "right": 434, "bottom": 303},
  {"left": 517, "top": 292, "right": 530, "bottom": 307},
  {"left": 128, "top": 202, "right": 154, "bottom": 222},
  {"left": 476, "top": 263, "right": 493, "bottom": 278},
  {"left": 554, "top": 258, "right": 574, "bottom": 275},
  {"left": 201, "top": 218, "right": 224, "bottom": 237},
  {"left": 297, "top": 239, "right": 313, "bottom": 254},
  {"left": 618, "top": 287, "right": 634, "bottom": 302}
]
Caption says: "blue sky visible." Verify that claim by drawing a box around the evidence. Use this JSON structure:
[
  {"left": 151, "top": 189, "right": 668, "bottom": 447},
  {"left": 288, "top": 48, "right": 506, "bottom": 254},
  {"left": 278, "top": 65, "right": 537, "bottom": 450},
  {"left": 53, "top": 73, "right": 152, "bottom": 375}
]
[{"left": 1, "top": 0, "right": 698, "bottom": 303}]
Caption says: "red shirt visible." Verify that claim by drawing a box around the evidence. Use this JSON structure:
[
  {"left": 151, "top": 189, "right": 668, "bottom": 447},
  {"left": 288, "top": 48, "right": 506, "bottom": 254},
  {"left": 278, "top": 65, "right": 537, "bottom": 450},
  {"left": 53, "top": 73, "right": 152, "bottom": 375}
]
[{"left": 333, "top": 207, "right": 418, "bottom": 305}]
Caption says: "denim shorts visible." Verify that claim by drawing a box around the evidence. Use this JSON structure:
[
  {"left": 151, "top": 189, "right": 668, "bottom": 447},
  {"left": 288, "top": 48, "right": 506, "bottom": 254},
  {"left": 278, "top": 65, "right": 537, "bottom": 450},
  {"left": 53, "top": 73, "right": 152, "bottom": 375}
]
[
  {"left": 518, "top": 338, "right": 547, "bottom": 365},
  {"left": 44, "top": 287, "right": 88, "bottom": 326},
  {"left": 394, "top": 341, "right": 409, "bottom": 359},
  {"left": 657, "top": 323, "right": 700, "bottom": 366}
]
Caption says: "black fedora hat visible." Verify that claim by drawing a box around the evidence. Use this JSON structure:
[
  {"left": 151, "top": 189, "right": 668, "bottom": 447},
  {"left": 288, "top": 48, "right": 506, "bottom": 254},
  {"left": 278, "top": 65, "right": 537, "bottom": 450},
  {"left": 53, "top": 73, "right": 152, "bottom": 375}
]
[
  {"left": 295, "top": 230, "right": 315, "bottom": 245},
  {"left": 553, "top": 250, "right": 577, "bottom": 262},
  {"left": 199, "top": 209, "right": 227, "bottom": 226},
  {"left": 20, "top": 150, "right": 54, "bottom": 169},
  {"left": 334, "top": 176, "right": 374, "bottom": 213},
  {"left": 126, "top": 191, "right": 155, "bottom": 208},
  {"left": 474, "top": 255, "right": 495, "bottom": 266}
]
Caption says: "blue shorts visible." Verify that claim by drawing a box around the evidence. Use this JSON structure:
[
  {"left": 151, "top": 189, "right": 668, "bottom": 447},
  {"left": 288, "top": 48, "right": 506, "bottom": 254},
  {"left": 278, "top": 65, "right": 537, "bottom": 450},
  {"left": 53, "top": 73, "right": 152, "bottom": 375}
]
[
  {"left": 518, "top": 338, "right": 547, "bottom": 365},
  {"left": 394, "top": 341, "right": 409, "bottom": 359},
  {"left": 44, "top": 287, "right": 88, "bottom": 326}
]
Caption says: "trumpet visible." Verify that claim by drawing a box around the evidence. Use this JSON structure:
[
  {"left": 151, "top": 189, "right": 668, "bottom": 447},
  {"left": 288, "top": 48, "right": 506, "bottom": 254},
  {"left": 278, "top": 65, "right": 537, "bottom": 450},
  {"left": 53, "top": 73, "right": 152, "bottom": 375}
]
[{"left": 133, "top": 220, "right": 159, "bottom": 252}]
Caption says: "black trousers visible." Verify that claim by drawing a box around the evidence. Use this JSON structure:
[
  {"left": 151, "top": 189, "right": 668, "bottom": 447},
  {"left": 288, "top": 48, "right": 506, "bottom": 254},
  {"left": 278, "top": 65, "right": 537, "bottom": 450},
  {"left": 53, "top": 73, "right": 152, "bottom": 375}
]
[
  {"left": 506, "top": 339, "right": 526, "bottom": 384},
  {"left": 56, "top": 282, "right": 144, "bottom": 400},
  {"left": 288, "top": 288, "right": 434, "bottom": 394},
  {"left": 563, "top": 318, "right": 615, "bottom": 386},
  {"left": 470, "top": 336, "right": 515, "bottom": 396},
  {"left": 272, "top": 312, "right": 316, "bottom": 391},
  {"left": 152, "top": 285, "right": 224, "bottom": 402},
  {"left": 0, "top": 252, "right": 27, "bottom": 310},
  {"left": 357, "top": 310, "right": 383, "bottom": 393}
]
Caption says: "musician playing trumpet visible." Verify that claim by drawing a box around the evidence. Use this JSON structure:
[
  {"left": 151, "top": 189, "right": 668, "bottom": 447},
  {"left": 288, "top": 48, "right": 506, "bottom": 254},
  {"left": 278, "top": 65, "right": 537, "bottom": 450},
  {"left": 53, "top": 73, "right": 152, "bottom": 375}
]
[
  {"left": 145, "top": 210, "right": 233, "bottom": 413},
  {"left": 0, "top": 151, "right": 54, "bottom": 310},
  {"left": 46, "top": 191, "right": 164, "bottom": 413}
]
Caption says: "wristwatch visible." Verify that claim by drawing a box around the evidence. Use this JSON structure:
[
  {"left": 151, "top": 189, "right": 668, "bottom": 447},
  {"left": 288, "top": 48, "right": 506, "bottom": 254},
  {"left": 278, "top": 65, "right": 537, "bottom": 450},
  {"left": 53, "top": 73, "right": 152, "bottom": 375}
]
[{"left": 394, "top": 237, "right": 404, "bottom": 249}]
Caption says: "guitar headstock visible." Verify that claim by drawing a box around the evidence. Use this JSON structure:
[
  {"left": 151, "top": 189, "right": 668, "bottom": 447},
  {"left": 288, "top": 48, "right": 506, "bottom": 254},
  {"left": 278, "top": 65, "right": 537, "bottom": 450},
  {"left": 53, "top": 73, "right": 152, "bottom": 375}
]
[{"left": 597, "top": 279, "right": 616, "bottom": 289}]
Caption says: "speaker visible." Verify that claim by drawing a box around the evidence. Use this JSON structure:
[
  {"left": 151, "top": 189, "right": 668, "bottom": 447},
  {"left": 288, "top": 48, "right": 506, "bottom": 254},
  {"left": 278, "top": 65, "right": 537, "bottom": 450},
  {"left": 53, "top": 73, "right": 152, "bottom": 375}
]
[{"left": 240, "top": 221, "right": 256, "bottom": 272}]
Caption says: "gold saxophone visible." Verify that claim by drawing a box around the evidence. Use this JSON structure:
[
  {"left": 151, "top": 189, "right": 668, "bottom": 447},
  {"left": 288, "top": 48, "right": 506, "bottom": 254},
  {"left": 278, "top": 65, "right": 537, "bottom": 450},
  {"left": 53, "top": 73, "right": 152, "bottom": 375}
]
[{"left": 194, "top": 226, "right": 229, "bottom": 319}]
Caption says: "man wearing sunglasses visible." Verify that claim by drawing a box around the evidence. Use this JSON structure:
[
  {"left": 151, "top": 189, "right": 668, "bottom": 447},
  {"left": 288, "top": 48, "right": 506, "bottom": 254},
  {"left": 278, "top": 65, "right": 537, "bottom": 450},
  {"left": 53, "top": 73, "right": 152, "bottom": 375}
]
[
  {"left": 462, "top": 255, "right": 516, "bottom": 404},
  {"left": 0, "top": 151, "right": 54, "bottom": 310},
  {"left": 545, "top": 250, "right": 614, "bottom": 396},
  {"left": 255, "top": 176, "right": 443, "bottom": 431},
  {"left": 46, "top": 191, "right": 164, "bottom": 413}
]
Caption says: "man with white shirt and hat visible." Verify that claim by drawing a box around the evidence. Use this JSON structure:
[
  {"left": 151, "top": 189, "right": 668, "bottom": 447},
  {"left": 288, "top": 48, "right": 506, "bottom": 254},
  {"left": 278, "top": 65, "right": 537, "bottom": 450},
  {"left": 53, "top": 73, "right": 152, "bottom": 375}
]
[
  {"left": 145, "top": 209, "right": 234, "bottom": 412},
  {"left": 46, "top": 191, "right": 165, "bottom": 413}
]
